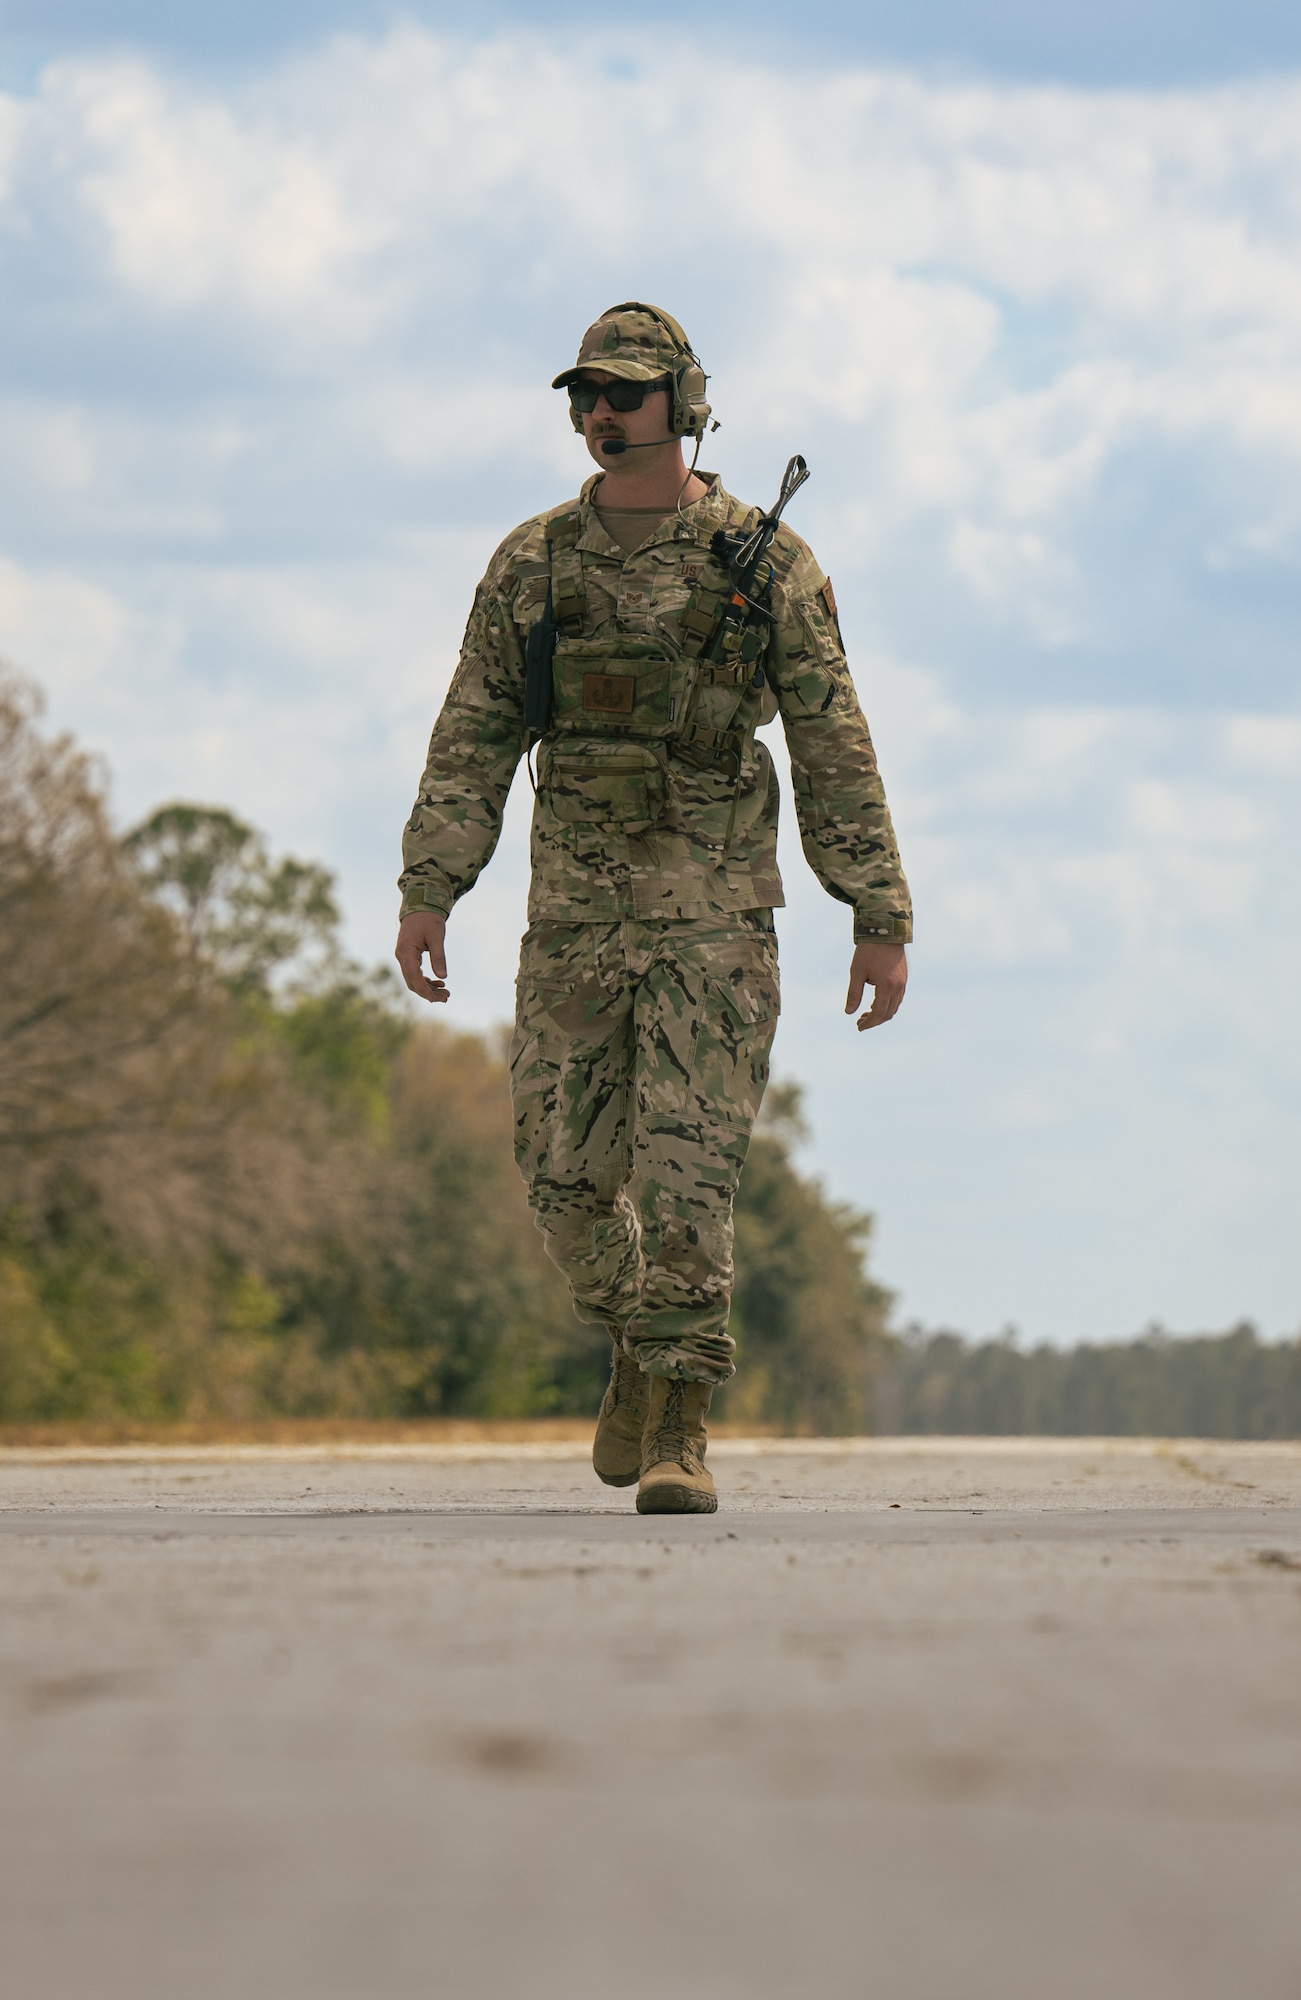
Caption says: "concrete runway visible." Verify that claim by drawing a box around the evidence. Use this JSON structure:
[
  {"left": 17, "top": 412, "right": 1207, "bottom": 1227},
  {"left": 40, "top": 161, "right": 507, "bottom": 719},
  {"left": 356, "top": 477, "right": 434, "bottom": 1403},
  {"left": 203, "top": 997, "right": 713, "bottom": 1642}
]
[{"left": 3, "top": 1437, "right": 1300, "bottom": 2000}]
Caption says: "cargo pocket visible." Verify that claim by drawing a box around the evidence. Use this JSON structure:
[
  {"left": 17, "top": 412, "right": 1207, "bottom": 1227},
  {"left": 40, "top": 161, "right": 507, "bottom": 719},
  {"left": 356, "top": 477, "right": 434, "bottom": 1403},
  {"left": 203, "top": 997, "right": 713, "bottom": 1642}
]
[
  {"left": 637, "top": 931, "right": 780, "bottom": 1132},
  {"left": 542, "top": 739, "right": 668, "bottom": 830},
  {"left": 697, "top": 935, "right": 781, "bottom": 1133}
]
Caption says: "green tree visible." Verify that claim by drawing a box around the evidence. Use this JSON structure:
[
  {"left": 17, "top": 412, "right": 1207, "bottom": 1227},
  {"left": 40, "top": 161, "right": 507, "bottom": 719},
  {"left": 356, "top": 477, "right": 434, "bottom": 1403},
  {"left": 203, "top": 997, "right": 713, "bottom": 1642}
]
[
  {"left": 715, "top": 1083, "right": 897, "bottom": 1433},
  {"left": 0, "top": 676, "right": 383, "bottom": 1422},
  {"left": 0, "top": 672, "right": 209, "bottom": 1209},
  {"left": 882, "top": 1323, "right": 1301, "bottom": 1438},
  {"left": 123, "top": 803, "right": 338, "bottom": 994}
]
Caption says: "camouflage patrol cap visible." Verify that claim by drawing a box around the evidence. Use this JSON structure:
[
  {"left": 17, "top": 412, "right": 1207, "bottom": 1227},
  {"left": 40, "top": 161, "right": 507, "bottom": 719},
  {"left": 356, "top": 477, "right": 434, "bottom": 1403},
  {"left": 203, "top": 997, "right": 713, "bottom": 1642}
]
[{"left": 551, "top": 301, "right": 697, "bottom": 387}]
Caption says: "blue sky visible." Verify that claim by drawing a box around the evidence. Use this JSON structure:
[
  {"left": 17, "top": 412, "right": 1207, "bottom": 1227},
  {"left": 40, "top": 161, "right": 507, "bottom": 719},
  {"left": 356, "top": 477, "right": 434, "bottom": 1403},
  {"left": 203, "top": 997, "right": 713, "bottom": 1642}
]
[
  {"left": 7, "top": 0, "right": 1301, "bottom": 84},
  {"left": 1, "top": 3, "right": 1298, "bottom": 1344}
]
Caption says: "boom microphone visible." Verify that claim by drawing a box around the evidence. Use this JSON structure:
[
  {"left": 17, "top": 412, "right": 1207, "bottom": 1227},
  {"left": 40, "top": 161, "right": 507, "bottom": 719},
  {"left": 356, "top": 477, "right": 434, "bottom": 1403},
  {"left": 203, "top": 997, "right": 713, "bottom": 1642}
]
[{"left": 599, "top": 437, "right": 671, "bottom": 455}]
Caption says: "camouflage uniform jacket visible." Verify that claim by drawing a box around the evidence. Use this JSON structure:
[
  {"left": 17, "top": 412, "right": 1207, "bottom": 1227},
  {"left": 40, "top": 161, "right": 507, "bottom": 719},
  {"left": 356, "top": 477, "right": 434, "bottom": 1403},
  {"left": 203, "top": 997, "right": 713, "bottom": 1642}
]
[{"left": 400, "top": 472, "right": 912, "bottom": 942}]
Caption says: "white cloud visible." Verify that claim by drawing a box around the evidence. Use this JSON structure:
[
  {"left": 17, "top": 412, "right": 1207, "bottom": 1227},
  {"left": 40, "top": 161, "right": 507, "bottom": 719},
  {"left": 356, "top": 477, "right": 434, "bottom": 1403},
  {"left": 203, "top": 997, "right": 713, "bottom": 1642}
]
[
  {"left": 0, "top": 555, "right": 135, "bottom": 688},
  {"left": 46, "top": 57, "right": 374, "bottom": 321},
  {"left": 769, "top": 674, "right": 1301, "bottom": 1337},
  {"left": 1226, "top": 714, "right": 1301, "bottom": 774},
  {"left": 0, "top": 402, "right": 98, "bottom": 495},
  {"left": 6, "top": 36, "right": 1301, "bottom": 616},
  {"left": 1, "top": 29, "right": 1300, "bottom": 1341}
]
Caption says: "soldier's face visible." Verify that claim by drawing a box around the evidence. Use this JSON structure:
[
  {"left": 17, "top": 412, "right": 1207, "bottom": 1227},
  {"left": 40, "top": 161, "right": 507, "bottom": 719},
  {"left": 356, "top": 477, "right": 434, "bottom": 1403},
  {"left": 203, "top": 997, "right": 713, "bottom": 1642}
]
[{"left": 575, "top": 370, "right": 676, "bottom": 469}]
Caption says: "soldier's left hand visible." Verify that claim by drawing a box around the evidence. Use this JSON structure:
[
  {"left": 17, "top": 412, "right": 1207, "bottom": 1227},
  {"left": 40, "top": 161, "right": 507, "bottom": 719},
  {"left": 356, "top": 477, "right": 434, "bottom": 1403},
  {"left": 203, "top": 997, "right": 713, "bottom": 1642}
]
[
  {"left": 845, "top": 940, "right": 907, "bottom": 1031},
  {"left": 395, "top": 909, "right": 450, "bottom": 1004}
]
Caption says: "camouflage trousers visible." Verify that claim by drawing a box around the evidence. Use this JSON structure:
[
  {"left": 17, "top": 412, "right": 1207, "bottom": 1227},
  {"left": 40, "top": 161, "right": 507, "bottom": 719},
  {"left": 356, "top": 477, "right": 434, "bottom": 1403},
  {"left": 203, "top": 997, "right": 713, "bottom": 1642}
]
[{"left": 508, "top": 914, "right": 780, "bottom": 1385}]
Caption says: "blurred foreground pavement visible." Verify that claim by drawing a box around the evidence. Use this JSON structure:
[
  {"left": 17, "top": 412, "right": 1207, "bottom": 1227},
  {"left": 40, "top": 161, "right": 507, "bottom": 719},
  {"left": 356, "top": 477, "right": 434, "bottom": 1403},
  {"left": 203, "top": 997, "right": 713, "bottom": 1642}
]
[{"left": 2, "top": 1438, "right": 1300, "bottom": 2000}]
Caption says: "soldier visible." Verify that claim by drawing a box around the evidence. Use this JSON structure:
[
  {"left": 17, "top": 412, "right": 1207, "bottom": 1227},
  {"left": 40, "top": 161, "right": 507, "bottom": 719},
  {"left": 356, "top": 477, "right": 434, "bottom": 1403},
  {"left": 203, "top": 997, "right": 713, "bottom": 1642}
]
[{"left": 396, "top": 302, "right": 910, "bottom": 1514}]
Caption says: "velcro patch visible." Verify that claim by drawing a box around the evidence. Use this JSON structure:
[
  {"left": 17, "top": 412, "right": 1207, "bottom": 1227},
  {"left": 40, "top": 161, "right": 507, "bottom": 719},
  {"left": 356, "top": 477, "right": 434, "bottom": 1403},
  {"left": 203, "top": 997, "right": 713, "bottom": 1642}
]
[
  {"left": 582, "top": 672, "right": 636, "bottom": 714},
  {"left": 820, "top": 577, "right": 838, "bottom": 620}
]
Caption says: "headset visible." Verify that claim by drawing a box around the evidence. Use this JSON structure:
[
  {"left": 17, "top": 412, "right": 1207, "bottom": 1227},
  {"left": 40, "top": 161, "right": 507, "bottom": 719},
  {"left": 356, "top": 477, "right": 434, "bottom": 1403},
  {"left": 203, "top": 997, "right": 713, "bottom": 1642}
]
[{"left": 565, "top": 301, "right": 712, "bottom": 443}]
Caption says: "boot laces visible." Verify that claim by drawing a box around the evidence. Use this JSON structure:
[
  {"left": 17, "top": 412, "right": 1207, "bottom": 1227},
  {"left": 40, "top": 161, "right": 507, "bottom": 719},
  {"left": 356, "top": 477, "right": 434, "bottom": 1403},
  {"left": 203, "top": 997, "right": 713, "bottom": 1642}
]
[
  {"left": 611, "top": 1341, "right": 640, "bottom": 1411},
  {"left": 649, "top": 1379, "right": 703, "bottom": 1471}
]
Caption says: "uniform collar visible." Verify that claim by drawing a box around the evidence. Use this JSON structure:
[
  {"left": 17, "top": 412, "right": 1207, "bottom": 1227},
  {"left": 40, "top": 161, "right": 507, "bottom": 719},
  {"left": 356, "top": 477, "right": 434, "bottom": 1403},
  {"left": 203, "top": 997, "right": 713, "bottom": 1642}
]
[{"left": 576, "top": 470, "right": 734, "bottom": 554}]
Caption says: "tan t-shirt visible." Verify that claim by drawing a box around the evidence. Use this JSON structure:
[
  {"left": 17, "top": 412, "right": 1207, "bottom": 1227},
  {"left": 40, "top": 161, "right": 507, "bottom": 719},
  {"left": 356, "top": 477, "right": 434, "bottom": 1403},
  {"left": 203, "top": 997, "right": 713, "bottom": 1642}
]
[{"left": 591, "top": 504, "right": 676, "bottom": 554}]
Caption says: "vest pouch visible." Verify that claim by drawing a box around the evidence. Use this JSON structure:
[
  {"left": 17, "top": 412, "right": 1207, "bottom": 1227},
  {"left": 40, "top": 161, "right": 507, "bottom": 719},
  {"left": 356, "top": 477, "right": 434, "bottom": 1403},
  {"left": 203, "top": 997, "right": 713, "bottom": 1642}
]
[
  {"left": 550, "top": 637, "right": 680, "bottom": 740},
  {"left": 542, "top": 739, "right": 668, "bottom": 831}
]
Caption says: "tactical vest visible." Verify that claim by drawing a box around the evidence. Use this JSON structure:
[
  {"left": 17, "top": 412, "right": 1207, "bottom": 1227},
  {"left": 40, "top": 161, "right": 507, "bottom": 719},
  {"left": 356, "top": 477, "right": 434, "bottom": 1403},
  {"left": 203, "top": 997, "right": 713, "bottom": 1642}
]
[{"left": 535, "top": 506, "right": 776, "bottom": 833}]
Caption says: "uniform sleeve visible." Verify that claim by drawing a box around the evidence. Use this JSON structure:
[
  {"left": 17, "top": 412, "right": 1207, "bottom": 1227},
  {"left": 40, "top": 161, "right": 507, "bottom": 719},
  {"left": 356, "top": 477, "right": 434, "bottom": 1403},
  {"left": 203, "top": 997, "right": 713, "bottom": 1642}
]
[
  {"left": 398, "top": 536, "right": 531, "bottom": 919},
  {"left": 767, "top": 536, "right": 913, "bottom": 943}
]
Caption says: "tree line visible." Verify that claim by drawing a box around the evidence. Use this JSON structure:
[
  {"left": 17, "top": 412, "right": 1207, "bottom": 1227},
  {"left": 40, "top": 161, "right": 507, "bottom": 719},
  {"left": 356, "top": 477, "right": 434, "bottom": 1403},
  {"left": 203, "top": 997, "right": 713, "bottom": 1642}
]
[
  {"left": 875, "top": 1324, "right": 1301, "bottom": 1439},
  {"left": 2, "top": 668, "right": 1295, "bottom": 1436},
  {"left": 0, "top": 669, "right": 893, "bottom": 1430}
]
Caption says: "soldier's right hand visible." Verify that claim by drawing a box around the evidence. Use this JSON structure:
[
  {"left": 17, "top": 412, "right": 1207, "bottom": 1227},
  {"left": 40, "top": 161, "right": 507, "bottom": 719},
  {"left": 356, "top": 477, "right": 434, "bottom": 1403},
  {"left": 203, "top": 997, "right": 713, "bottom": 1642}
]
[{"left": 395, "top": 910, "right": 450, "bottom": 1004}]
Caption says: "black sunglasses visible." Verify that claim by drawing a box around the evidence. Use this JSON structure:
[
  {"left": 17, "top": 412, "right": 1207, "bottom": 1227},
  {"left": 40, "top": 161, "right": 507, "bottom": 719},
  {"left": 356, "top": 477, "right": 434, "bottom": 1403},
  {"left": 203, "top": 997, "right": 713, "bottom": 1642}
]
[{"left": 567, "top": 376, "right": 669, "bottom": 414}]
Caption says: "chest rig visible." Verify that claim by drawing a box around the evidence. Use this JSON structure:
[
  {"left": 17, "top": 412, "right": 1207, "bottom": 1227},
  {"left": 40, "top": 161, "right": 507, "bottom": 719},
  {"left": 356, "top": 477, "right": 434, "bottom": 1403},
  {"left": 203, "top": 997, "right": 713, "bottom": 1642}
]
[{"left": 525, "top": 505, "right": 774, "bottom": 833}]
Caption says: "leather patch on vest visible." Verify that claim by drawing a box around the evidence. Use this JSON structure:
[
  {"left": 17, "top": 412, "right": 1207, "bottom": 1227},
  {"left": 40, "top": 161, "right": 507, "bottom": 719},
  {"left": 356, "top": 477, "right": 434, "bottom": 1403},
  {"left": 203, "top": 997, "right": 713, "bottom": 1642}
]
[{"left": 582, "top": 671, "right": 636, "bottom": 714}]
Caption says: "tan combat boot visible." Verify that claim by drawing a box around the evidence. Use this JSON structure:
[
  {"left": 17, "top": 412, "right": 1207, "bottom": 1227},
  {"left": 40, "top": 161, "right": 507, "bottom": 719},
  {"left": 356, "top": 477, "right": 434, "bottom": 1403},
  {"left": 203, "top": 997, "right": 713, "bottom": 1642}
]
[
  {"left": 592, "top": 1337, "right": 650, "bottom": 1488},
  {"left": 636, "top": 1376, "right": 717, "bottom": 1514}
]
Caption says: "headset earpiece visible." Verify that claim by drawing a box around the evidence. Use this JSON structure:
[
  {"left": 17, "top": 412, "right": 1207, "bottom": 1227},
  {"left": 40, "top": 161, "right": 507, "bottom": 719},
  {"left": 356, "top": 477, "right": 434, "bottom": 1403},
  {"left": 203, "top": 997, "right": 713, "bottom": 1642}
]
[{"left": 671, "top": 361, "right": 711, "bottom": 440}]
